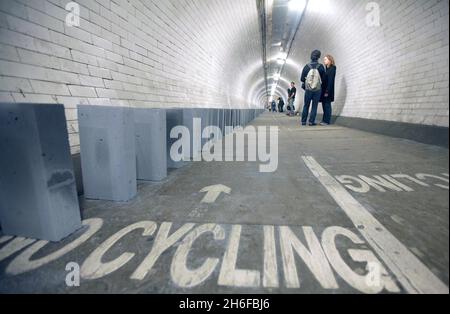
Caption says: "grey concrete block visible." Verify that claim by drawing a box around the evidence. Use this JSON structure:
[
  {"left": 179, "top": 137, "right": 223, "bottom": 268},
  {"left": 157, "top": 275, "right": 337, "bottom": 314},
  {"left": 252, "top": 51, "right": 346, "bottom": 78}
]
[
  {"left": 207, "top": 109, "right": 214, "bottom": 128},
  {"left": 134, "top": 109, "right": 167, "bottom": 181},
  {"left": 218, "top": 109, "right": 225, "bottom": 135},
  {"left": 196, "top": 108, "right": 211, "bottom": 149},
  {"left": 72, "top": 153, "right": 84, "bottom": 196},
  {"left": 182, "top": 109, "right": 201, "bottom": 159},
  {"left": 0, "top": 103, "right": 81, "bottom": 242},
  {"left": 78, "top": 105, "right": 137, "bottom": 202},
  {"left": 166, "top": 109, "right": 186, "bottom": 169},
  {"left": 213, "top": 109, "right": 221, "bottom": 138},
  {"left": 224, "top": 109, "right": 232, "bottom": 134},
  {"left": 231, "top": 109, "right": 235, "bottom": 128},
  {"left": 212, "top": 109, "right": 219, "bottom": 129}
]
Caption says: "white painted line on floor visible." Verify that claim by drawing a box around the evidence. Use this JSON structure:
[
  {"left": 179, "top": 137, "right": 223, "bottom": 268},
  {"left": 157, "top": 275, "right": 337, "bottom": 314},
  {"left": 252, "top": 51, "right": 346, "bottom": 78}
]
[
  {"left": 0, "top": 237, "right": 36, "bottom": 263},
  {"left": 263, "top": 226, "right": 279, "bottom": 288},
  {"left": 302, "top": 156, "right": 449, "bottom": 294},
  {"left": 218, "top": 225, "right": 261, "bottom": 287},
  {"left": 0, "top": 236, "right": 13, "bottom": 245}
]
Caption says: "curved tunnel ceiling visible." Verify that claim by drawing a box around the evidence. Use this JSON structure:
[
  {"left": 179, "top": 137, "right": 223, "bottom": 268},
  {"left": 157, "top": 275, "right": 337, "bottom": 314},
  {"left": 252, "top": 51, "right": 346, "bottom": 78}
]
[
  {"left": 179, "top": 0, "right": 265, "bottom": 109},
  {"left": 251, "top": 0, "right": 308, "bottom": 106}
]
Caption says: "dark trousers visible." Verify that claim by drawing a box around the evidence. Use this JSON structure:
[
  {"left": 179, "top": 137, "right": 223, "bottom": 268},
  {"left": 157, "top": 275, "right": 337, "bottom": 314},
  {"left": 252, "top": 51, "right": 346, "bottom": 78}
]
[
  {"left": 322, "top": 101, "right": 332, "bottom": 124},
  {"left": 302, "top": 89, "right": 322, "bottom": 124}
]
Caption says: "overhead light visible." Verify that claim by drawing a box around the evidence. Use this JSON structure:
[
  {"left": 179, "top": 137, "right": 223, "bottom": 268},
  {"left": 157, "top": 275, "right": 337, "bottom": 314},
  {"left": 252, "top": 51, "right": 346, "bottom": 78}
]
[
  {"left": 275, "top": 52, "right": 288, "bottom": 65},
  {"left": 288, "top": 0, "right": 307, "bottom": 11},
  {"left": 278, "top": 52, "right": 288, "bottom": 60}
]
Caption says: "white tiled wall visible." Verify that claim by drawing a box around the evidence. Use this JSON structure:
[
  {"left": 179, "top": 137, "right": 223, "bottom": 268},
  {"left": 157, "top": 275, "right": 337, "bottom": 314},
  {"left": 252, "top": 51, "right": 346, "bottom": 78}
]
[
  {"left": 283, "top": 0, "right": 449, "bottom": 127},
  {"left": 0, "top": 0, "right": 264, "bottom": 153}
]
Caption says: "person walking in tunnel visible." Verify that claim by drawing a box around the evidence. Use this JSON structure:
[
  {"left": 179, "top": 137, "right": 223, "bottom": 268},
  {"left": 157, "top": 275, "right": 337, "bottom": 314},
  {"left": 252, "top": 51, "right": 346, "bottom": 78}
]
[
  {"left": 271, "top": 99, "right": 277, "bottom": 112},
  {"left": 278, "top": 97, "right": 285, "bottom": 113},
  {"left": 301, "top": 50, "right": 326, "bottom": 126},
  {"left": 320, "top": 54, "right": 337, "bottom": 126},
  {"left": 287, "top": 82, "right": 297, "bottom": 117}
]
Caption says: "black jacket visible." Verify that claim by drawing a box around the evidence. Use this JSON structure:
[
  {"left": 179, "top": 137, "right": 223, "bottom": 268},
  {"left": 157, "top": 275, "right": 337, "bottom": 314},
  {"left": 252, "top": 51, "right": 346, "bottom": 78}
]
[
  {"left": 287, "top": 87, "right": 297, "bottom": 100},
  {"left": 300, "top": 62, "right": 326, "bottom": 91},
  {"left": 321, "top": 65, "right": 337, "bottom": 103}
]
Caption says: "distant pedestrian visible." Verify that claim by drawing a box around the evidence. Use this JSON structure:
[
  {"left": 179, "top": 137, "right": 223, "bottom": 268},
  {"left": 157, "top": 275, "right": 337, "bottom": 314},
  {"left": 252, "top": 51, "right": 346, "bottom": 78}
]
[
  {"left": 320, "top": 54, "right": 337, "bottom": 126},
  {"left": 278, "top": 97, "right": 285, "bottom": 113},
  {"left": 271, "top": 100, "right": 277, "bottom": 112},
  {"left": 300, "top": 50, "right": 326, "bottom": 126},
  {"left": 287, "top": 82, "right": 297, "bottom": 117}
]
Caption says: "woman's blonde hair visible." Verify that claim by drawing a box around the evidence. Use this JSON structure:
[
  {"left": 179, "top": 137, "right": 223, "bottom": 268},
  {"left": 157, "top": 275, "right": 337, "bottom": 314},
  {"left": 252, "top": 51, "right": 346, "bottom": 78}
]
[{"left": 324, "top": 54, "right": 336, "bottom": 67}]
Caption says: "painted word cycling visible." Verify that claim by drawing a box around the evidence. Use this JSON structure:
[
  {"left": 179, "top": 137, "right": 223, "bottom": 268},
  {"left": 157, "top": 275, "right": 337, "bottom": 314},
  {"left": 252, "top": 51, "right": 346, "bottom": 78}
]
[{"left": 2, "top": 220, "right": 401, "bottom": 294}]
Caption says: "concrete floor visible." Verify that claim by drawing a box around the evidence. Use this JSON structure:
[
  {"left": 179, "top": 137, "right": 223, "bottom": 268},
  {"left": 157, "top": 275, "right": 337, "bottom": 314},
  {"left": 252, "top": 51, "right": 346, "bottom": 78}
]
[{"left": 0, "top": 113, "right": 448, "bottom": 294}]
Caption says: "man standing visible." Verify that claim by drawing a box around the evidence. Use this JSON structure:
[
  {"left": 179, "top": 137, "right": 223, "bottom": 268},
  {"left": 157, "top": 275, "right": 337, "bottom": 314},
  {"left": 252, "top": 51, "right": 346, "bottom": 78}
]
[
  {"left": 287, "top": 82, "right": 297, "bottom": 117},
  {"left": 300, "top": 50, "right": 326, "bottom": 126},
  {"left": 278, "top": 97, "right": 285, "bottom": 113}
]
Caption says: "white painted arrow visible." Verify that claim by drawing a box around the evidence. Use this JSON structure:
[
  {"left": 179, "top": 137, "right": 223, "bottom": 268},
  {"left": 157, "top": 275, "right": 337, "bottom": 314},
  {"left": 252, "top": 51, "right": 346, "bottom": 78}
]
[{"left": 200, "top": 184, "right": 232, "bottom": 203}]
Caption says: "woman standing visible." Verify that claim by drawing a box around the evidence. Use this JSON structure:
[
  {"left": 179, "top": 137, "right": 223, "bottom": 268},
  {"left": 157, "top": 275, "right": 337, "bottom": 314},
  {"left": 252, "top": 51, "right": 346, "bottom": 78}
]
[{"left": 320, "top": 55, "right": 337, "bottom": 126}]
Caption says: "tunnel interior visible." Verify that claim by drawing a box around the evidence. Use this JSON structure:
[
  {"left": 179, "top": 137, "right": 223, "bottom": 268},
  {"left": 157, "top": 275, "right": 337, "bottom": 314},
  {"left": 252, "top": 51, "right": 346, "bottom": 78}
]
[
  {"left": 0, "top": 0, "right": 449, "bottom": 295},
  {"left": 0, "top": 0, "right": 448, "bottom": 154}
]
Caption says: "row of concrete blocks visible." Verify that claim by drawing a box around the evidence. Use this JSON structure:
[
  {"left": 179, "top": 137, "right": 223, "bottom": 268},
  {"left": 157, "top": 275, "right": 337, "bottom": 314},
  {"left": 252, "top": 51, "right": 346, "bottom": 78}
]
[
  {"left": 78, "top": 106, "right": 264, "bottom": 203},
  {"left": 0, "top": 103, "right": 263, "bottom": 242}
]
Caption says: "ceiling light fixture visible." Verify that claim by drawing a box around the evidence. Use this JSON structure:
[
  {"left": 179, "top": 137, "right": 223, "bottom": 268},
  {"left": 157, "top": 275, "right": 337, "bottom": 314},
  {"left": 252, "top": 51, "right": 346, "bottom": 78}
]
[{"left": 278, "top": 52, "right": 288, "bottom": 60}]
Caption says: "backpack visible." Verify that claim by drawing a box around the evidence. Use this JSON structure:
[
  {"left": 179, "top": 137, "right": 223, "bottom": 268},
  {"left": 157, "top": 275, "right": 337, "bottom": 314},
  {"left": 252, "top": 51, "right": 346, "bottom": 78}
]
[{"left": 305, "top": 64, "right": 322, "bottom": 92}]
